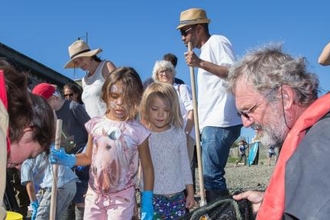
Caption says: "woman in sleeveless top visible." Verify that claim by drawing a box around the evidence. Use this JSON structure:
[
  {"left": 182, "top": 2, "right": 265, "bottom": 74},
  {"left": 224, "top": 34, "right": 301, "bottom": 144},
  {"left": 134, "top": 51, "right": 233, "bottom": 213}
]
[{"left": 64, "top": 40, "right": 116, "bottom": 118}]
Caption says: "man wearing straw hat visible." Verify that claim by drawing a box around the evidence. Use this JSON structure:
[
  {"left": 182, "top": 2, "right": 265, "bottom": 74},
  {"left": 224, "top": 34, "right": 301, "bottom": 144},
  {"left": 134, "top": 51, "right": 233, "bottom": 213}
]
[{"left": 176, "top": 8, "right": 242, "bottom": 203}]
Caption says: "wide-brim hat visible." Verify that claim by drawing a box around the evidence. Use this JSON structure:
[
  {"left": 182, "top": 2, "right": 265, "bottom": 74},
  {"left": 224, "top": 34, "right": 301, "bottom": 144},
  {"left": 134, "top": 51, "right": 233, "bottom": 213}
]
[
  {"left": 176, "top": 8, "right": 211, "bottom": 29},
  {"left": 64, "top": 40, "right": 102, "bottom": 69}
]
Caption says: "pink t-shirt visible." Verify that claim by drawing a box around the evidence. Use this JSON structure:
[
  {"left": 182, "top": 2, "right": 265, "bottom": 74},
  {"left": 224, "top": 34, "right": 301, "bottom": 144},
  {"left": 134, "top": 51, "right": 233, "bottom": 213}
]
[{"left": 85, "top": 116, "right": 150, "bottom": 194}]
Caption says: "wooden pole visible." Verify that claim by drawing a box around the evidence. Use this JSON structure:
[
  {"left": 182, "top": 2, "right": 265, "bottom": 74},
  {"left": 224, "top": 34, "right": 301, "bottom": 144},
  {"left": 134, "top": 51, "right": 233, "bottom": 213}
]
[
  {"left": 187, "top": 42, "right": 206, "bottom": 206},
  {"left": 50, "top": 119, "right": 62, "bottom": 220}
]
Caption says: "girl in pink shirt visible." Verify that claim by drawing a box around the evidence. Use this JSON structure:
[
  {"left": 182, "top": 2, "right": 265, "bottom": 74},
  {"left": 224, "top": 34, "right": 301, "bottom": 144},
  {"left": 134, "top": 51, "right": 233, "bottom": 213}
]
[{"left": 51, "top": 67, "right": 154, "bottom": 220}]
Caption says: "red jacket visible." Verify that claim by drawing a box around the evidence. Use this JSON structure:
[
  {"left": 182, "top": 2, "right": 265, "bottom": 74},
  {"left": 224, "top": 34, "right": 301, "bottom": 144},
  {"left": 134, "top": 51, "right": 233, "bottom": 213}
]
[
  {"left": 0, "top": 70, "right": 9, "bottom": 152},
  {"left": 257, "top": 92, "right": 330, "bottom": 219}
]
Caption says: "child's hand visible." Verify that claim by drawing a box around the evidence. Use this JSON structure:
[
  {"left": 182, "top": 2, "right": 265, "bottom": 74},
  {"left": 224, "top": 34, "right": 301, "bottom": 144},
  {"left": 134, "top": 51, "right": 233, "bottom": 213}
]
[
  {"left": 185, "top": 193, "right": 196, "bottom": 209},
  {"left": 50, "top": 147, "right": 76, "bottom": 168}
]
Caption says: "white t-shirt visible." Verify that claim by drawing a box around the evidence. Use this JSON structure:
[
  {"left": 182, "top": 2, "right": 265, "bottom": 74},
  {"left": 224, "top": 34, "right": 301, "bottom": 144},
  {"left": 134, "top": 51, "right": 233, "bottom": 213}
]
[{"left": 197, "top": 35, "right": 242, "bottom": 131}]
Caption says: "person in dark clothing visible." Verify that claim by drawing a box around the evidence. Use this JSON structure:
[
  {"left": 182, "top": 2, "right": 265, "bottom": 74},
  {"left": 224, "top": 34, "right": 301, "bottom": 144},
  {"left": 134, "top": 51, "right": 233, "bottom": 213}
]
[
  {"left": 236, "top": 140, "right": 247, "bottom": 166},
  {"left": 163, "top": 53, "right": 185, "bottom": 84}
]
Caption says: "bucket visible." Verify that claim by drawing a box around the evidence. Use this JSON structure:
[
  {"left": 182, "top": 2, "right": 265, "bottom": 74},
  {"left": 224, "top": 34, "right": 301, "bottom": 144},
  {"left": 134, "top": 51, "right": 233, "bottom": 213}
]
[{"left": 5, "top": 211, "right": 23, "bottom": 220}]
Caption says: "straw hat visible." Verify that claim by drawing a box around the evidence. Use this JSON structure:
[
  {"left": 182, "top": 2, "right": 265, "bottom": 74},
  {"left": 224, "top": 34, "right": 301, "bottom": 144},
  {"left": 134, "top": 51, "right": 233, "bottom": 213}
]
[
  {"left": 176, "top": 8, "right": 211, "bottom": 29},
  {"left": 64, "top": 40, "right": 102, "bottom": 69}
]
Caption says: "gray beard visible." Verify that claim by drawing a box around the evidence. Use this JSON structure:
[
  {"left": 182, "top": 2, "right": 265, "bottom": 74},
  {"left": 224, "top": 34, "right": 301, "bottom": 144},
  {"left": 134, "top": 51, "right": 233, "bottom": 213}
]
[
  {"left": 257, "top": 107, "right": 288, "bottom": 149},
  {"left": 259, "top": 120, "right": 288, "bottom": 150}
]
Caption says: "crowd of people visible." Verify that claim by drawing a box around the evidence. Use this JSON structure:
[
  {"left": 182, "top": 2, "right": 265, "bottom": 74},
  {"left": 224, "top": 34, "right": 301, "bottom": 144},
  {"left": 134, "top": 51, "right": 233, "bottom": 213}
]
[{"left": 1, "top": 6, "right": 330, "bottom": 220}]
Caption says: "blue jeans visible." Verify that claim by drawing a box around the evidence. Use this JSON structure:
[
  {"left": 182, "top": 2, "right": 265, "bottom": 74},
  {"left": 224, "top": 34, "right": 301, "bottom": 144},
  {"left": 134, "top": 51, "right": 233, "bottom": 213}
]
[
  {"left": 201, "top": 125, "right": 241, "bottom": 190},
  {"left": 36, "top": 180, "right": 77, "bottom": 220}
]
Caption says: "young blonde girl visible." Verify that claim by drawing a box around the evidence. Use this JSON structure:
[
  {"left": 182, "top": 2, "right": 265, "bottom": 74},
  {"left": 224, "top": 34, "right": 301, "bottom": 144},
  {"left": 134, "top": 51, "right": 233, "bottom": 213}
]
[
  {"left": 140, "top": 82, "right": 195, "bottom": 219},
  {"left": 51, "top": 67, "right": 154, "bottom": 220}
]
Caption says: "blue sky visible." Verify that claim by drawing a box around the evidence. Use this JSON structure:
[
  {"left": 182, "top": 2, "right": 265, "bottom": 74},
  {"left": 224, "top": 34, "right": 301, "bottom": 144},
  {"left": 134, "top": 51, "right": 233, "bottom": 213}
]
[{"left": 1, "top": 0, "right": 330, "bottom": 141}]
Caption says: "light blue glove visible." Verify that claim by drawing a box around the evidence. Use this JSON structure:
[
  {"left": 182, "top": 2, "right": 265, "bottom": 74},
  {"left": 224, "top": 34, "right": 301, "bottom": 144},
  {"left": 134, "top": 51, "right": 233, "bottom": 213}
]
[
  {"left": 141, "top": 191, "right": 153, "bottom": 220},
  {"left": 30, "top": 200, "right": 39, "bottom": 220},
  {"left": 50, "top": 147, "right": 76, "bottom": 168}
]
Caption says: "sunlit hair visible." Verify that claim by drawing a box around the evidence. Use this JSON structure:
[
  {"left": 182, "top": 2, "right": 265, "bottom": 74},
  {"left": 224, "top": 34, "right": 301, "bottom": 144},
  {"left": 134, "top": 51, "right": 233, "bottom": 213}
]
[
  {"left": 152, "top": 60, "right": 176, "bottom": 82},
  {"left": 228, "top": 44, "right": 319, "bottom": 106},
  {"left": 0, "top": 63, "right": 55, "bottom": 154},
  {"left": 1, "top": 65, "right": 32, "bottom": 143},
  {"left": 30, "top": 93, "right": 55, "bottom": 154},
  {"left": 140, "top": 82, "right": 183, "bottom": 128},
  {"left": 101, "top": 67, "right": 143, "bottom": 120}
]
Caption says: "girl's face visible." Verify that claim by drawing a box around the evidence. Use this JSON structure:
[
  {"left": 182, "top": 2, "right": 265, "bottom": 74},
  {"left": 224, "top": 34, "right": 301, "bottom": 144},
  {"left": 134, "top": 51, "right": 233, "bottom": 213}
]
[
  {"left": 157, "top": 68, "right": 173, "bottom": 84},
  {"left": 7, "top": 126, "right": 43, "bottom": 168},
  {"left": 148, "top": 96, "right": 171, "bottom": 132},
  {"left": 73, "top": 57, "right": 93, "bottom": 71},
  {"left": 106, "top": 81, "right": 128, "bottom": 121}
]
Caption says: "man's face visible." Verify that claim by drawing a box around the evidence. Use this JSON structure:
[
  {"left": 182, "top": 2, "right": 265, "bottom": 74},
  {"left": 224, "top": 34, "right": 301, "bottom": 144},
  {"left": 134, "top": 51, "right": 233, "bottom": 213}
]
[
  {"left": 234, "top": 79, "right": 288, "bottom": 147},
  {"left": 7, "top": 126, "right": 43, "bottom": 168},
  {"left": 179, "top": 25, "right": 198, "bottom": 48}
]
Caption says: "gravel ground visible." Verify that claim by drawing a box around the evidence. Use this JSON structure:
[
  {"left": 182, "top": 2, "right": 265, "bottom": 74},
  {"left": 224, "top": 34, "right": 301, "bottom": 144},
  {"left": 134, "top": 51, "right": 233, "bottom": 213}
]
[
  {"left": 225, "top": 162, "right": 275, "bottom": 193},
  {"left": 194, "top": 159, "right": 275, "bottom": 197}
]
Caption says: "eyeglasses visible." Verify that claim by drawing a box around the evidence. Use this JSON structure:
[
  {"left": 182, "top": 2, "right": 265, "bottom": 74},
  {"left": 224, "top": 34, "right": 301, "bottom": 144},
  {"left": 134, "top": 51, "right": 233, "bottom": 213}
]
[
  {"left": 180, "top": 26, "right": 194, "bottom": 37},
  {"left": 237, "top": 86, "right": 280, "bottom": 120},
  {"left": 158, "top": 69, "right": 172, "bottom": 75},
  {"left": 64, "top": 93, "right": 74, "bottom": 98}
]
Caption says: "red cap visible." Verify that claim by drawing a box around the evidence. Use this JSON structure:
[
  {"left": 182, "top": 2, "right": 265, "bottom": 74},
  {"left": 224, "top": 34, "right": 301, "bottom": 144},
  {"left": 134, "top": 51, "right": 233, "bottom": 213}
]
[{"left": 32, "top": 83, "right": 56, "bottom": 99}]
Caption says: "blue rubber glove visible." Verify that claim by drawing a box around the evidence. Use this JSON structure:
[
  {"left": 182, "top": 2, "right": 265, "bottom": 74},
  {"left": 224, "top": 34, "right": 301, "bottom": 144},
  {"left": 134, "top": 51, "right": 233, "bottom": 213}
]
[
  {"left": 141, "top": 191, "right": 153, "bottom": 220},
  {"left": 50, "top": 147, "right": 76, "bottom": 168},
  {"left": 30, "top": 200, "right": 39, "bottom": 220}
]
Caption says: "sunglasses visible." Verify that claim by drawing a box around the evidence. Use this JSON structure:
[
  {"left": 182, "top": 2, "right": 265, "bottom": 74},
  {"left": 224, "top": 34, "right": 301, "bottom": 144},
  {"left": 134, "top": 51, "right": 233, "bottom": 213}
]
[
  {"left": 237, "top": 86, "right": 280, "bottom": 120},
  {"left": 180, "top": 26, "right": 194, "bottom": 37},
  {"left": 64, "top": 93, "right": 74, "bottom": 98}
]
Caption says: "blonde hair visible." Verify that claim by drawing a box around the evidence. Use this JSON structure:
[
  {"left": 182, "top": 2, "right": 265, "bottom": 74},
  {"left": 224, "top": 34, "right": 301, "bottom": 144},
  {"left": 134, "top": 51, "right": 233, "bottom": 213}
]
[{"left": 140, "top": 82, "right": 183, "bottom": 128}]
